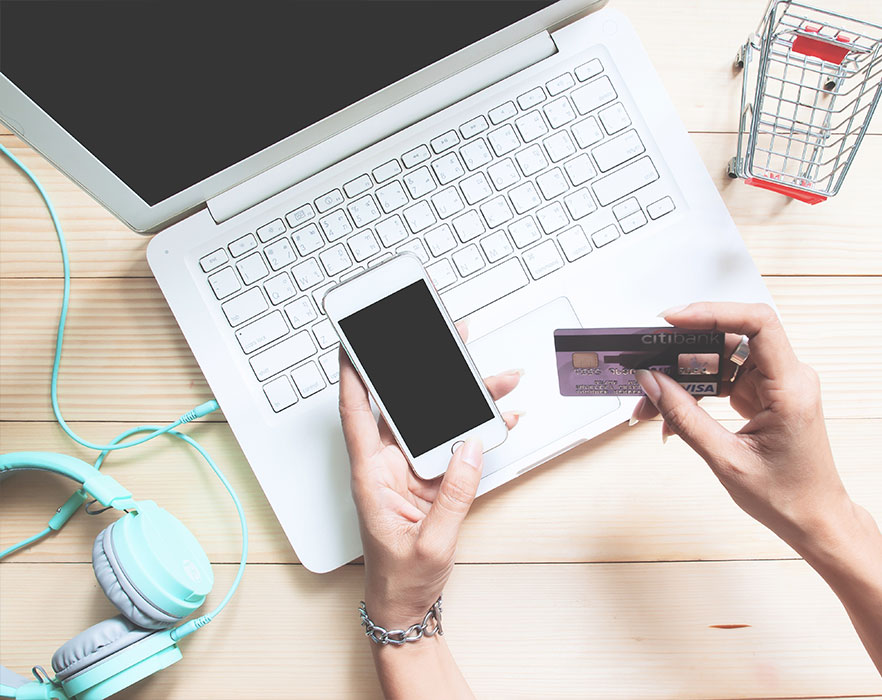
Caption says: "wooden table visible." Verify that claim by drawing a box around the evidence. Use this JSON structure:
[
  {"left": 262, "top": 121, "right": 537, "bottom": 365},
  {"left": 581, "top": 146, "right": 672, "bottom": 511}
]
[{"left": 1, "top": 1, "right": 880, "bottom": 696}]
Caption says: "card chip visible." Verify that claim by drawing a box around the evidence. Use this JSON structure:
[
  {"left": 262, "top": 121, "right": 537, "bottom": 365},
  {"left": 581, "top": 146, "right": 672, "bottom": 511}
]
[{"left": 572, "top": 352, "right": 598, "bottom": 369}]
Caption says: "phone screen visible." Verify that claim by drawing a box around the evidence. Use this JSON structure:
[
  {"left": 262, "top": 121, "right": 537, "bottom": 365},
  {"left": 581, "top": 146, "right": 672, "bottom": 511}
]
[{"left": 339, "top": 280, "right": 494, "bottom": 458}]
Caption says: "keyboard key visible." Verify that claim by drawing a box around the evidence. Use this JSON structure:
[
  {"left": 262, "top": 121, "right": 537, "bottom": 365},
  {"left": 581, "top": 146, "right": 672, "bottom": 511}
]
[
  {"left": 263, "top": 375, "right": 298, "bottom": 412},
  {"left": 523, "top": 240, "right": 564, "bottom": 279},
  {"left": 343, "top": 174, "right": 372, "bottom": 198},
  {"left": 452, "top": 210, "right": 486, "bottom": 243},
  {"left": 575, "top": 58, "right": 603, "bottom": 82},
  {"left": 430, "top": 187, "right": 465, "bottom": 219},
  {"left": 430, "top": 130, "right": 460, "bottom": 154},
  {"left": 612, "top": 197, "right": 641, "bottom": 220},
  {"left": 256, "top": 218, "right": 286, "bottom": 243},
  {"left": 396, "top": 239, "right": 429, "bottom": 264},
  {"left": 487, "top": 124, "right": 520, "bottom": 156},
  {"left": 207, "top": 267, "right": 241, "bottom": 299},
  {"left": 402, "top": 144, "right": 431, "bottom": 168},
  {"left": 237, "top": 252, "right": 269, "bottom": 284},
  {"left": 488, "top": 101, "right": 517, "bottom": 124},
  {"left": 592, "top": 156, "right": 659, "bottom": 206},
  {"left": 572, "top": 76, "right": 617, "bottom": 115},
  {"left": 517, "top": 87, "right": 546, "bottom": 110},
  {"left": 347, "top": 230, "right": 381, "bottom": 262},
  {"left": 508, "top": 216, "right": 542, "bottom": 248},
  {"left": 249, "top": 332, "right": 315, "bottom": 381},
  {"left": 291, "top": 223, "right": 324, "bottom": 256},
  {"left": 341, "top": 266, "right": 364, "bottom": 281},
  {"left": 459, "top": 115, "right": 489, "bottom": 139},
  {"left": 452, "top": 244, "right": 486, "bottom": 277},
  {"left": 480, "top": 230, "right": 513, "bottom": 263},
  {"left": 571, "top": 116, "right": 604, "bottom": 149},
  {"left": 557, "top": 225, "right": 592, "bottom": 262},
  {"left": 372, "top": 159, "right": 402, "bottom": 183},
  {"left": 563, "top": 154, "right": 597, "bottom": 186},
  {"left": 200, "top": 249, "right": 228, "bottom": 272},
  {"left": 292, "top": 361, "right": 326, "bottom": 398},
  {"left": 487, "top": 158, "right": 521, "bottom": 190},
  {"left": 424, "top": 223, "right": 458, "bottom": 257},
  {"left": 543, "top": 131, "right": 577, "bottom": 163},
  {"left": 284, "top": 296, "right": 318, "bottom": 328},
  {"left": 345, "top": 195, "right": 379, "bottom": 229},
  {"left": 403, "top": 166, "right": 437, "bottom": 199},
  {"left": 264, "top": 238, "right": 296, "bottom": 271},
  {"left": 319, "top": 244, "right": 353, "bottom": 277},
  {"left": 460, "top": 172, "right": 493, "bottom": 205},
  {"left": 509, "top": 181, "right": 542, "bottom": 214},
  {"left": 514, "top": 110, "right": 548, "bottom": 143},
  {"left": 431, "top": 153, "right": 465, "bottom": 185},
  {"left": 440, "top": 258, "right": 529, "bottom": 321},
  {"left": 291, "top": 258, "right": 324, "bottom": 290},
  {"left": 592, "top": 130, "right": 645, "bottom": 172},
  {"left": 222, "top": 287, "right": 267, "bottom": 326},
  {"left": 591, "top": 224, "right": 621, "bottom": 248},
  {"left": 375, "top": 215, "right": 409, "bottom": 247},
  {"left": 312, "top": 318, "right": 338, "bottom": 349},
  {"left": 546, "top": 73, "right": 575, "bottom": 95},
  {"left": 319, "top": 350, "right": 340, "bottom": 384},
  {"left": 460, "top": 138, "right": 493, "bottom": 171},
  {"left": 426, "top": 258, "right": 458, "bottom": 290},
  {"left": 515, "top": 144, "right": 548, "bottom": 177},
  {"left": 319, "top": 209, "right": 354, "bottom": 242},
  {"left": 647, "top": 196, "right": 675, "bottom": 219},
  {"left": 236, "top": 310, "right": 288, "bottom": 353},
  {"left": 536, "top": 168, "right": 568, "bottom": 200},
  {"left": 229, "top": 234, "right": 257, "bottom": 258},
  {"left": 402, "top": 201, "right": 437, "bottom": 233},
  {"left": 536, "top": 201, "right": 569, "bottom": 234},
  {"left": 285, "top": 204, "right": 315, "bottom": 229},
  {"left": 599, "top": 103, "right": 631, "bottom": 134},
  {"left": 376, "top": 181, "right": 409, "bottom": 213},
  {"left": 563, "top": 188, "right": 597, "bottom": 220},
  {"left": 264, "top": 272, "right": 297, "bottom": 305},
  {"left": 543, "top": 96, "right": 576, "bottom": 129},
  {"left": 620, "top": 211, "right": 648, "bottom": 233},
  {"left": 315, "top": 189, "right": 344, "bottom": 213},
  {"left": 479, "top": 196, "right": 514, "bottom": 229},
  {"left": 312, "top": 281, "right": 336, "bottom": 312}
]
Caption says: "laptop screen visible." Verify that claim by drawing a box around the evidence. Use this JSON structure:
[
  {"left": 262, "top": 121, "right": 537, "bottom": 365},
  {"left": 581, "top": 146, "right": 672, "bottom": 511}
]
[{"left": 0, "top": 0, "right": 556, "bottom": 206}]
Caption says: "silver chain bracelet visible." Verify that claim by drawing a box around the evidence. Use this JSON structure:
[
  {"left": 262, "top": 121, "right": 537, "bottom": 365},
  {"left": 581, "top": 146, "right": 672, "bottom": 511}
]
[{"left": 359, "top": 596, "right": 443, "bottom": 645}]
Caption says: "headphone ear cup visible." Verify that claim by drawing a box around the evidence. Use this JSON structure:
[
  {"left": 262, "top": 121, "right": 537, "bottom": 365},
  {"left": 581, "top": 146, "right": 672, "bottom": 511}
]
[
  {"left": 93, "top": 523, "right": 181, "bottom": 629},
  {"left": 51, "top": 616, "right": 154, "bottom": 681}
]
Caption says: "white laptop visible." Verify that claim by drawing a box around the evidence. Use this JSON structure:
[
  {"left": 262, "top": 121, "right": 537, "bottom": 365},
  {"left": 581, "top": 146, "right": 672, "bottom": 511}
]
[{"left": 0, "top": 0, "right": 771, "bottom": 572}]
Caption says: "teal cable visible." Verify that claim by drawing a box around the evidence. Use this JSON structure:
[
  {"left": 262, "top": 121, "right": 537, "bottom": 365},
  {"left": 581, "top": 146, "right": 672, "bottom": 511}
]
[
  {"left": 0, "top": 527, "right": 52, "bottom": 559},
  {"left": 0, "top": 142, "right": 218, "bottom": 452}
]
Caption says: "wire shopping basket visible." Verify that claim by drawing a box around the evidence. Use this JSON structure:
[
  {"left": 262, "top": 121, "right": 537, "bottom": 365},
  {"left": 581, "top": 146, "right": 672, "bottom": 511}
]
[{"left": 728, "top": 0, "right": 882, "bottom": 204}]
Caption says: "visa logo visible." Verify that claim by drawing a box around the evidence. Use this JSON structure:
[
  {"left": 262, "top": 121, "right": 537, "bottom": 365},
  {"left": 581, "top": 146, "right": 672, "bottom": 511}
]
[{"left": 681, "top": 382, "right": 717, "bottom": 395}]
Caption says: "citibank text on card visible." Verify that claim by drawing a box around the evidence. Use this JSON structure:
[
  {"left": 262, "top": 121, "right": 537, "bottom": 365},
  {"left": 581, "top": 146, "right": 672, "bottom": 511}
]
[{"left": 554, "top": 327, "right": 725, "bottom": 397}]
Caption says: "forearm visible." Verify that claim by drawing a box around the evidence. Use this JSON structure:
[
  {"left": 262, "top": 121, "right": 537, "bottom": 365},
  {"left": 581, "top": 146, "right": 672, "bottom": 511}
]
[{"left": 370, "top": 635, "right": 475, "bottom": 700}]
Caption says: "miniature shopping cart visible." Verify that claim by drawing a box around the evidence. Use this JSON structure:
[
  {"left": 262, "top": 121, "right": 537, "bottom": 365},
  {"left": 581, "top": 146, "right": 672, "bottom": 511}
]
[{"left": 727, "top": 0, "right": 882, "bottom": 203}]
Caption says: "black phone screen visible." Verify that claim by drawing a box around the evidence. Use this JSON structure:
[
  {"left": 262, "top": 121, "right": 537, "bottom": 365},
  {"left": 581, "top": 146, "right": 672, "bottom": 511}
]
[{"left": 339, "top": 280, "right": 493, "bottom": 458}]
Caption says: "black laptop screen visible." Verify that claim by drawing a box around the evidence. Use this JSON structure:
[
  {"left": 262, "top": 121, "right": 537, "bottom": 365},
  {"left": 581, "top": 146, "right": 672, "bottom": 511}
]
[{"left": 0, "top": 0, "right": 556, "bottom": 206}]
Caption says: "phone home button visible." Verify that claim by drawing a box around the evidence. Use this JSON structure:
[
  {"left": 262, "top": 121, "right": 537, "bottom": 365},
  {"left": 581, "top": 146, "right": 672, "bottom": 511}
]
[{"left": 451, "top": 440, "right": 464, "bottom": 455}]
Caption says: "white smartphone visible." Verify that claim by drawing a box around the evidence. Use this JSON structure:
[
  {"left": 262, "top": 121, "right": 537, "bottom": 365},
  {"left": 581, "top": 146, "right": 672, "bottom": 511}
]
[{"left": 323, "top": 254, "right": 508, "bottom": 480}]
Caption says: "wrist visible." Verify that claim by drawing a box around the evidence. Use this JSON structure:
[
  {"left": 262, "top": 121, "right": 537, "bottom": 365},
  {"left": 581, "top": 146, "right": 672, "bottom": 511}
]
[
  {"left": 794, "top": 496, "right": 881, "bottom": 577},
  {"left": 363, "top": 582, "right": 441, "bottom": 630}
]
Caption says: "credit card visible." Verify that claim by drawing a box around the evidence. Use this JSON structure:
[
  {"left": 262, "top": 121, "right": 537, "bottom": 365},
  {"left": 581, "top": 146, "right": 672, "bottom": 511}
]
[{"left": 555, "top": 327, "right": 725, "bottom": 397}]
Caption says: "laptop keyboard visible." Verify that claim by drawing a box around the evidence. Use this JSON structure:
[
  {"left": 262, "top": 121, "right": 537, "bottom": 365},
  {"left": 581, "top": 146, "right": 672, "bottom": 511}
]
[{"left": 198, "top": 56, "right": 676, "bottom": 413}]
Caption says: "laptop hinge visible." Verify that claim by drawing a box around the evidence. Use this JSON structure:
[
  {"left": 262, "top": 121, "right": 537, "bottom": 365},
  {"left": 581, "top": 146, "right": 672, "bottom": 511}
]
[{"left": 207, "top": 31, "right": 557, "bottom": 225}]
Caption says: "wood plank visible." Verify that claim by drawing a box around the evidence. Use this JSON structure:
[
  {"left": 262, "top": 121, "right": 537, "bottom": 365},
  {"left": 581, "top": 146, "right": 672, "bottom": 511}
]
[
  {"left": 0, "top": 561, "right": 879, "bottom": 698},
  {"left": 1, "top": 276, "right": 878, "bottom": 422},
  {"left": 0, "top": 419, "right": 878, "bottom": 566}
]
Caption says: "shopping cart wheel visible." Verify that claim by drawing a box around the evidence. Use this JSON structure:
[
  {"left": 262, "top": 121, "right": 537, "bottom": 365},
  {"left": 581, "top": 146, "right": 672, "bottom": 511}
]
[{"left": 726, "top": 157, "right": 739, "bottom": 179}]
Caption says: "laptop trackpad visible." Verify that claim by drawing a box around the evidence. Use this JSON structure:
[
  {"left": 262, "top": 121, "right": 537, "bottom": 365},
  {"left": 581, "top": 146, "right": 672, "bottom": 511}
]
[{"left": 467, "top": 297, "right": 620, "bottom": 478}]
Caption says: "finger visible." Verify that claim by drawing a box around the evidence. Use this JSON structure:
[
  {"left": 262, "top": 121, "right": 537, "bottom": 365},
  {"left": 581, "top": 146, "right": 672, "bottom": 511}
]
[
  {"left": 483, "top": 369, "right": 524, "bottom": 402},
  {"left": 338, "top": 348, "right": 383, "bottom": 463},
  {"left": 661, "top": 420, "right": 675, "bottom": 443},
  {"left": 419, "top": 437, "right": 483, "bottom": 550},
  {"left": 455, "top": 319, "right": 469, "bottom": 343},
  {"left": 661, "top": 302, "right": 797, "bottom": 379},
  {"left": 636, "top": 369, "right": 738, "bottom": 467},
  {"left": 501, "top": 410, "right": 524, "bottom": 430},
  {"left": 629, "top": 396, "right": 659, "bottom": 425}
]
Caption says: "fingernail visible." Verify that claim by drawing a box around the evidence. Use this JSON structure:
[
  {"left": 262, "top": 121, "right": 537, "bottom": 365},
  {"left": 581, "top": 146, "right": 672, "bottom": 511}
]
[
  {"left": 511, "top": 409, "right": 527, "bottom": 417},
  {"left": 461, "top": 437, "right": 483, "bottom": 469},
  {"left": 662, "top": 432, "right": 669, "bottom": 445},
  {"left": 628, "top": 415, "right": 639, "bottom": 427},
  {"left": 503, "top": 368, "right": 526, "bottom": 377},
  {"left": 635, "top": 369, "right": 661, "bottom": 404},
  {"left": 658, "top": 304, "right": 688, "bottom": 317},
  {"left": 459, "top": 317, "right": 471, "bottom": 330},
  {"left": 629, "top": 397, "right": 645, "bottom": 426}
]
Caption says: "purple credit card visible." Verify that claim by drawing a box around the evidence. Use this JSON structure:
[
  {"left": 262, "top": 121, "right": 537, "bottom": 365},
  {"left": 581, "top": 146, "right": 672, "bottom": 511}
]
[{"left": 555, "top": 327, "right": 726, "bottom": 397}]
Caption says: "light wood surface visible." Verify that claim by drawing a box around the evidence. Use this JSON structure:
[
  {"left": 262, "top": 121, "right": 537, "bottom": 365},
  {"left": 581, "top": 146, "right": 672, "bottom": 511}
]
[{"left": 1, "top": 0, "right": 880, "bottom": 697}]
